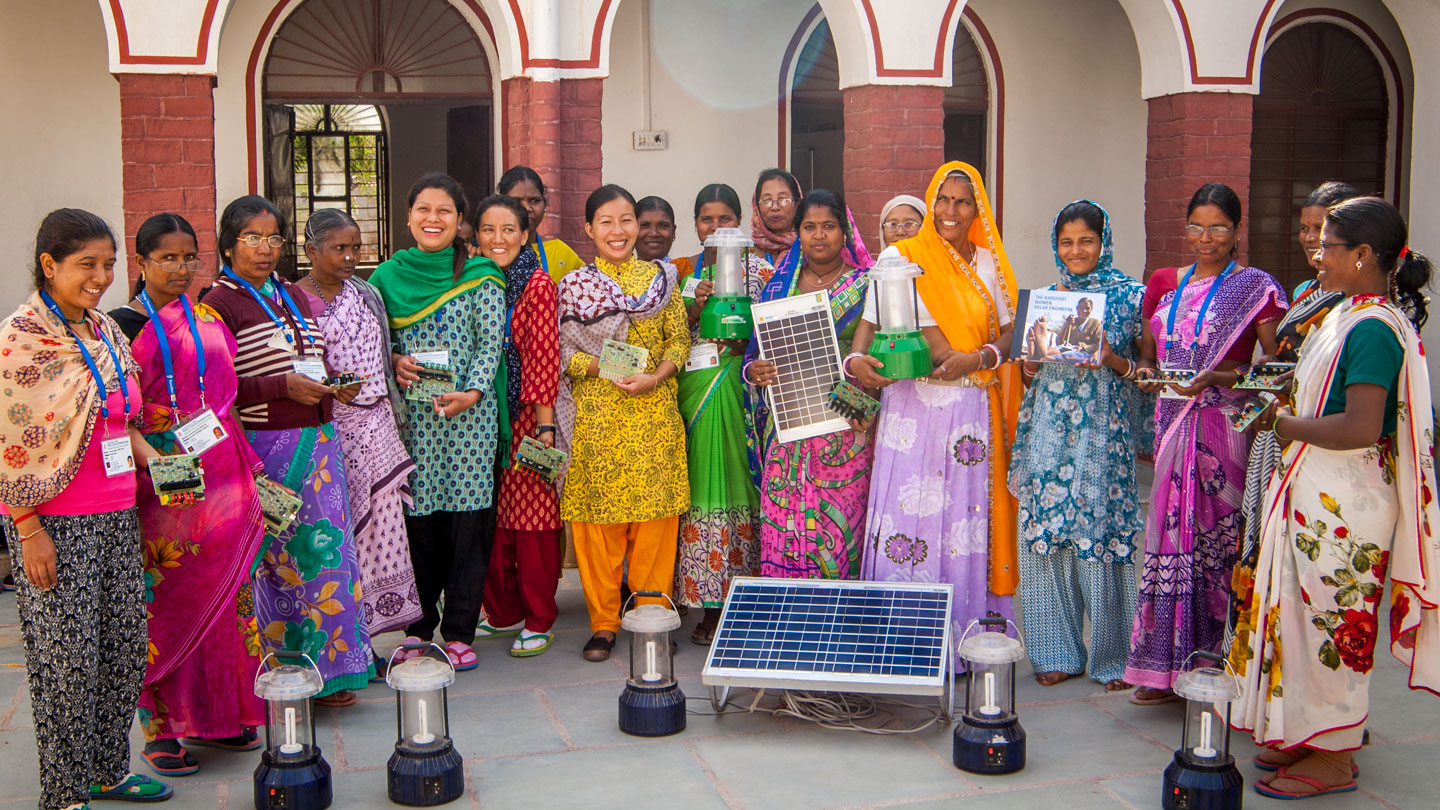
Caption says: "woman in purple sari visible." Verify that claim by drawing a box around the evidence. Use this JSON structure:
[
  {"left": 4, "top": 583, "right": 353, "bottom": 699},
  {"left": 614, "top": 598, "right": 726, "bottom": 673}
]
[
  {"left": 297, "top": 210, "right": 421, "bottom": 662},
  {"left": 203, "top": 196, "right": 374, "bottom": 708},
  {"left": 108, "top": 214, "right": 267, "bottom": 775},
  {"left": 1126, "top": 183, "right": 1287, "bottom": 702}
]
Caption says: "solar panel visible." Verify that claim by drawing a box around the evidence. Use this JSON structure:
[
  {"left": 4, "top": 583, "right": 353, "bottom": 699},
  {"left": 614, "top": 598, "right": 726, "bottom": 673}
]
[
  {"left": 702, "top": 578, "right": 954, "bottom": 699},
  {"left": 752, "top": 291, "right": 851, "bottom": 444}
]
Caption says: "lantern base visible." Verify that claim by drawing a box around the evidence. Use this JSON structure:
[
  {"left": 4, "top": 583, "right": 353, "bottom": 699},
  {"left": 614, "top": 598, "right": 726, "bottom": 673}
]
[
  {"left": 254, "top": 747, "right": 332, "bottom": 810},
  {"left": 1162, "top": 752, "right": 1243, "bottom": 810},
  {"left": 388, "top": 740, "right": 465, "bottom": 806},
  {"left": 619, "top": 681, "right": 687, "bottom": 737},
  {"left": 953, "top": 714, "right": 1026, "bottom": 775},
  {"left": 869, "top": 331, "right": 932, "bottom": 379},
  {"left": 700, "top": 296, "right": 753, "bottom": 341}
]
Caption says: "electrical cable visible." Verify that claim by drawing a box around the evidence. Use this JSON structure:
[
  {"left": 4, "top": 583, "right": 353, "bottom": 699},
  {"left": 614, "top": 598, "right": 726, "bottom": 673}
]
[{"left": 685, "top": 688, "right": 942, "bottom": 735}]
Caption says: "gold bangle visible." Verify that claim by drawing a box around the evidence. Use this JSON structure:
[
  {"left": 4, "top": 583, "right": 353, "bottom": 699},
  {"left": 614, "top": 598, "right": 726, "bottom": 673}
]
[{"left": 20, "top": 523, "right": 46, "bottom": 542}]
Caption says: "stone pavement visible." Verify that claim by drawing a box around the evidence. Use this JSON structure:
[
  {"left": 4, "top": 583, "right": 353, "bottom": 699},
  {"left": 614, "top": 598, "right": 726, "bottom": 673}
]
[{"left": 0, "top": 572, "right": 1435, "bottom": 810}]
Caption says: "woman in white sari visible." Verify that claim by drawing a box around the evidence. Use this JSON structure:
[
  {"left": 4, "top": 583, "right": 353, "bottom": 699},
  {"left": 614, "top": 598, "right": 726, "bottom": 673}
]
[{"left": 1230, "top": 197, "right": 1439, "bottom": 799}]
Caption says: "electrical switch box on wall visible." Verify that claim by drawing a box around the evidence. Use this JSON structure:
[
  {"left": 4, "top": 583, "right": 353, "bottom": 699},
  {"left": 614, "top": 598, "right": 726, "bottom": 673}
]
[{"left": 633, "top": 130, "right": 667, "bottom": 150}]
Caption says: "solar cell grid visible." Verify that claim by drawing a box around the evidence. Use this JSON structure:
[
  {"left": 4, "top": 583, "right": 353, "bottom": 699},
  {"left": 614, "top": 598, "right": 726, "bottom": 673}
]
[{"left": 752, "top": 293, "right": 850, "bottom": 443}]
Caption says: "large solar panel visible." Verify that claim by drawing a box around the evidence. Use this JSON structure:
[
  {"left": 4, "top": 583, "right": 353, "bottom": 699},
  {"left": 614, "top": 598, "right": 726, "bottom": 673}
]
[
  {"left": 752, "top": 291, "right": 851, "bottom": 444},
  {"left": 702, "top": 577, "right": 953, "bottom": 697}
]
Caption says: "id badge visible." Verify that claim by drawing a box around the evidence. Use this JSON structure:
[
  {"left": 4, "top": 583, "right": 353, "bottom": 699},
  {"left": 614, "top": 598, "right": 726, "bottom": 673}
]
[
  {"left": 681, "top": 275, "right": 703, "bottom": 301},
  {"left": 292, "top": 356, "right": 326, "bottom": 382},
  {"left": 175, "top": 408, "right": 228, "bottom": 456},
  {"left": 267, "top": 328, "right": 296, "bottom": 354},
  {"left": 101, "top": 436, "right": 135, "bottom": 477},
  {"left": 412, "top": 349, "right": 450, "bottom": 368},
  {"left": 685, "top": 342, "right": 720, "bottom": 372}
]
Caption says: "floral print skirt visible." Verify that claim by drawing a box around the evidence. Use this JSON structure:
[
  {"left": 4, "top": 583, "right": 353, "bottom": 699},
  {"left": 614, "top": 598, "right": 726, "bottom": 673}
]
[{"left": 248, "top": 424, "right": 374, "bottom": 696}]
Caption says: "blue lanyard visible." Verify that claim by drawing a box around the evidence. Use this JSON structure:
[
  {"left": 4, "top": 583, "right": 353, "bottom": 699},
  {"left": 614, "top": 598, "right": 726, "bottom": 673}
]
[
  {"left": 138, "top": 291, "right": 208, "bottom": 414},
  {"left": 39, "top": 291, "right": 130, "bottom": 422},
  {"left": 535, "top": 236, "right": 549, "bottom": 275},
  {"left": 221, "top": 267, "right": 313, "bottom": 353},
  {"left": 1165, "top": 260, "right": 1237, "bottom": 353}
]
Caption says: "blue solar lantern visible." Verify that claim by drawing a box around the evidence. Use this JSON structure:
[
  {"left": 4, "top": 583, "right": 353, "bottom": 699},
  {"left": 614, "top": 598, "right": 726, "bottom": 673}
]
[
  {"left": 386, "top": 644, "right": 464, "bottom": 806},
  {"left": 618, "top": 591, "right": 686, "bottom": 737},
  {"left": 1163, "top": 652, "right": 1243, "bottom": 810},
  {"left": 953, "top": 618, "right": 1026, "bottom": 775},
  {"left": 253, "top": 652, "right": 331, "bottom": 810}
]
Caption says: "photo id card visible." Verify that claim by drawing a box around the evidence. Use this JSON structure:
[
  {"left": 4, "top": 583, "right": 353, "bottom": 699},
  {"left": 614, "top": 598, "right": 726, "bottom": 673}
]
[
  {"left": 175, "top": 408, "right": 227, "bottom": 456},
  {"left": 292, "top": 356, "right": 326, "bottom": 382},
  {"left": 101, "top": 436, "right": 135, "bottom": 477},
  {"left": 685, "top": 342, "right": 720, "bottom": 372},
  {"left": 681, "top": 275, "right": 704, "bottom": 301}
]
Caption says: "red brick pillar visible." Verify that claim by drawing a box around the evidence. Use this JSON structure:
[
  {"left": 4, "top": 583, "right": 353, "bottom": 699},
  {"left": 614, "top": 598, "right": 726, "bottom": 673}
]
[
  {"left": 502, "top": 76, "right": 603, "bottom": 262},
  {"left": 117, "top": 74, "right": 218, "bottom": 292},
  {"left": 1144, "top": 92, "right": 1253, "bottom": 274},
  {"left": 841, "top": 84, "right": 946, "bottom": 258}
]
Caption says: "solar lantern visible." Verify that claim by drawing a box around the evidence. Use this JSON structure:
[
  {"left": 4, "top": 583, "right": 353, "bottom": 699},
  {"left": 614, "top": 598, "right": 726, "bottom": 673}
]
[
  {"left": 386, "top": 643, "right": 464, "bottom": 806},
  {"left": 618, "top": 591, "right": 686, "bottom": 737},
  {"left": 699, "top": 227, "right": 755, "bottom": 340},
  {"left": 866, "top": 252, "right": 932, "bottom": 379},
  {"left": 252, "top": 652, "right": 332, "bottom": 810},
  {"left": 952, "top": 618, "right": 1026, "bottom": 775},
  {"left": 1163, "top": 652, "right": 1243, "bottom": 810}
]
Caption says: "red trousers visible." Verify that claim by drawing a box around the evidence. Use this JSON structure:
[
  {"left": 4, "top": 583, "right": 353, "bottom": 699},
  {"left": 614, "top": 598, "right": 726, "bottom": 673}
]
[{"left": 482, "top": 527, "right": 562, "bottom": 633}]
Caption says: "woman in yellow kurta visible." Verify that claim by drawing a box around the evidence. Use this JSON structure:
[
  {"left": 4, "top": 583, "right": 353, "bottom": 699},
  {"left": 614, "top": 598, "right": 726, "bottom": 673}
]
[{"left": 555, "top": 184, "right": 690, "bottom": 661}]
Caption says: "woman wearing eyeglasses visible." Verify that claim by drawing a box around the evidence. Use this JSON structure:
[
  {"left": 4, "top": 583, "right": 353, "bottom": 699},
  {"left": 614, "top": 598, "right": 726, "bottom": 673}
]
[
  {"left": 878, "top": 194, "right": 926, "bottom": 250},
  {"left": 750, "top": 169, "right": 802, "bottom": 266},
  {"left": 203, "top": 196, "right": 373, "bottom": 708},
  {"left": 1124, "top": 183, "right": 1287, "bottom": 704},
  {"left": 106, "top": 213, "right": 270, "bottom": 775}
]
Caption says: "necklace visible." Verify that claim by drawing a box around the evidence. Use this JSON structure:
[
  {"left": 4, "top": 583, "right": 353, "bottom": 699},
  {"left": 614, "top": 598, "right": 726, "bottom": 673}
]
[
  {"left": 804, "top": 261, "right": 844, "bottom": 288},
  {"left": 305, "top": 274, "right": 340, "bottom": 302},
  {"left": 62, "top": 310, "right": 89, "bottom": 325}
]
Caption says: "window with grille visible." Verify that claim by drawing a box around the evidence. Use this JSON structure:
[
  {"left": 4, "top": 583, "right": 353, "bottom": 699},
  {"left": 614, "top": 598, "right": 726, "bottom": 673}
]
[
  {"left": 291, "top": 104, "right": 389, "bottom": 269},
  {"left": 1250, "top": 23, "right": 1389, "bottom": 292}
]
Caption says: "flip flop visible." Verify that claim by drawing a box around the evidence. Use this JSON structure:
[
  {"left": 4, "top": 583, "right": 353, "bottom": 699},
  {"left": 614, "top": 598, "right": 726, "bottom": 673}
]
[
  {"left": 1255, "top": 755, "right": 1359, "bottom": 777},
  {"left": 1129, "top": 687, "right": 1182, "bottom": 705},
  {"left": 182, "top": 727, "right": 261, "bottom": 752},
  {"left": 1253, "top": 769, "right": 1358, "bottom": 800},
  {"left": 1, "top": 574, "right": 15, "bottom": 592},
  {"left": 89, "top": 773, "right": 173, "bottom": 803},
  {"left": 511, "top": 630, "right": 553, "bottom": 658},
  {"left": 444, "top": 640, "right": 479, "bottom": 671},
  {"left": 392, "top": 636, "right": 425, "bottom": 663},
  {"left": 140, "top": 742, "right": 198, "bottom": 777},
  {"left": 477, "top": 619, "right": 524, "bottom": 640},
  {"left": 1104, "top": 679, "right": 1134, "bottom": 692}
]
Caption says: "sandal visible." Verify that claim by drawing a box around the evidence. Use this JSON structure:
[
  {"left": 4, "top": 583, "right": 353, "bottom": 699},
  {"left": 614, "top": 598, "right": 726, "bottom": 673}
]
[
  {"left": 1129, "top": 686, "right": 1182, "bottom": 705},
  {"left": 89, "top": 772, "right": 173, "bottom": 802},
  {"left": 393, "top": 636, "right": 426, "bottom": 662},
  {"left": 314, "top": 689, "right": 357, "bottom": 708},
  {"left": 444, "top": 640, "right": 479, "bottom": 671},
  {"left": 1034, "top": 671, "right": 1078, "bottom": 687},
  {"left": 690, "top": 622, "right": 716, "bottom": 646},
  {"left": 477, "top": 619, "right": 524, "bottom": 640},
  {"left": 1105, "top": 679, "right": 1134, "bottom": 692},
  {"left": 582, "top": 633, "right": 616, "bottom": 662},
  {"left": 140, "top": 740, "right": 198, "bottom": 777},
  {"left": 182, "top": 727, "right": 261, "bottom": 752},
  {"left": 1, "top": 573, "right": 14, "bottom": 591},
  {"left": 1255, "top": 751, "right": 1359, "bottom": 777},
  {"left": 511, "top": 630, "right": 554, "bottom": 658},
  {"left": 1254, "top": 766, "right": 1358, "bottom": 799}
]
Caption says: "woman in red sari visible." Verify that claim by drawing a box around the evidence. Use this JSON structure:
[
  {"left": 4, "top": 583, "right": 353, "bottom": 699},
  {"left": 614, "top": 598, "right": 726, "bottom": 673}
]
[{"left": 108, "top": 213, "right": 267, "bottom": 775}]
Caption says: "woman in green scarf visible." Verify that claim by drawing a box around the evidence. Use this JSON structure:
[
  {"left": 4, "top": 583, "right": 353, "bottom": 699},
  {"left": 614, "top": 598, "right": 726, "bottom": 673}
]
[{"left": 368, "top": 172, "right": 506, "bottom": 670}]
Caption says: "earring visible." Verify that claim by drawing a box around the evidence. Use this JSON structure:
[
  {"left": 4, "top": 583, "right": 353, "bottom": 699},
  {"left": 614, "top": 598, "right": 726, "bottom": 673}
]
[{"left": 1357, "top": 261, "right": 1363, "bottom": 269}]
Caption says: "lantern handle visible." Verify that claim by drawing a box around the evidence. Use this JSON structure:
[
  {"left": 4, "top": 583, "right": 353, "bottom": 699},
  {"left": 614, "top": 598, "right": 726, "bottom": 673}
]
[
  {"left": 386, "top": 641, "right": 450, "bottom": 668},
  {"left": 255, "top": 649, "right": 322, "bottom": 683},
  {"left": 1181, "top": 650, "right": 1241, "bottom": 692},
  {"left": 957, "top": 617, "right": 1026, "bottom": 649},
  {"left": 621, "top": 590, "right": 679, "bottom": 616}
]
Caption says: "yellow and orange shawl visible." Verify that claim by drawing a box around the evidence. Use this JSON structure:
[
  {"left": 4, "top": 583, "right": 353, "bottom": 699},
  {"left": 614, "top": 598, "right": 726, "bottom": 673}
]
[{"left": 893, "top": 161, "right": 1022, "bottom": 594}]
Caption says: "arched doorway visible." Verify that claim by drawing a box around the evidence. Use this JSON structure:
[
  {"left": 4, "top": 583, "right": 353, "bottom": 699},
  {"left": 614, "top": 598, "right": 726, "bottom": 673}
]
[
  {"left": 786, "top": 15, "right": 990, "bottom": 195},
  {"left": 262, "top": 0, "right": 494, "bottom": 270},
  {"left": 1250, "top": 22, "right": 1390, "bottom": 291}
]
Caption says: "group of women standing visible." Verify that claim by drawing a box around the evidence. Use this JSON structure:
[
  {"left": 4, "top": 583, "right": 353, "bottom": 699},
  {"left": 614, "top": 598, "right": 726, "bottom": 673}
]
[{"left": 1, "top": 156, "right": 1436, "bottom": 807}]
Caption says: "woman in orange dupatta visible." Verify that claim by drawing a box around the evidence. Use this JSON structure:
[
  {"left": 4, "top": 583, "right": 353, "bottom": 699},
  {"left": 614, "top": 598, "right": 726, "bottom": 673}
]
[{"left": 851, "top": 162, "right": 1022, "bottom": 660}]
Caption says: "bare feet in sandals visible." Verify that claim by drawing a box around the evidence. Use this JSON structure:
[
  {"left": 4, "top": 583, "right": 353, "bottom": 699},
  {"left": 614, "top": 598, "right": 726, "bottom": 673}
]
[
  {"left": 1035, "top": 671, "right": 1077, "bottom": 687},
  {"left": 1256, "top": 750, "right": 1358, "bottom": 798},
  {"left": 691, "top": 608, "right": 722, "bottom": 646},
  {"left": 1105, "top": 679, "right": 1133, "bottom": 692}
]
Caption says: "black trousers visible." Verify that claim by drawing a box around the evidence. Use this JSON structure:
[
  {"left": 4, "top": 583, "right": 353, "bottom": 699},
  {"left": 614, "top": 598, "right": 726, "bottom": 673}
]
[{"left": 404, "top": 508, "right": 495, "bottom": 646}]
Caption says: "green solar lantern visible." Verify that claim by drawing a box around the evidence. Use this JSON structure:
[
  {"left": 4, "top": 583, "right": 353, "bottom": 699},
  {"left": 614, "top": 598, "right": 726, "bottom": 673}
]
[
  {"left": 866, "top": 252, "right": 932, "bottom": 379},
  {"left": 699, "top": 228, "right": 755, "bottom": 340}
]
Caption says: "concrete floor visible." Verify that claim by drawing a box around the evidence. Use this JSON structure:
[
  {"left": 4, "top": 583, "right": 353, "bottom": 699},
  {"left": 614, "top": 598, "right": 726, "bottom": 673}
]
[{"left": 0, "top": 571, "right": 1436, "bottom": 810}]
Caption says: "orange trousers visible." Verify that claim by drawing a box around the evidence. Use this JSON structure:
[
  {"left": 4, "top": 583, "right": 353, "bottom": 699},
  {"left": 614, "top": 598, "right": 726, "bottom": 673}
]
[{"left": 571, "top": 516, "right": 679, "bottom": 633}]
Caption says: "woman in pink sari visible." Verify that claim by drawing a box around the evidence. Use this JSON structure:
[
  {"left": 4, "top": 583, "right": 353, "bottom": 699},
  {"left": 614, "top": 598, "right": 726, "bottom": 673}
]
[{"left": 108, "top": 214, "right": 267, "bottom": 776}]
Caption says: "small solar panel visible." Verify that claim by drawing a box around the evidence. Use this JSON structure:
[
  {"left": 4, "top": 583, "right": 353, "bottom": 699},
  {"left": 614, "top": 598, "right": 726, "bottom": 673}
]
[
  {"left": 752, "top": 291, "right": 851, "bottom": 444},
  {"left": 702, "top": 577, "right": 953, "bottom": 697}
]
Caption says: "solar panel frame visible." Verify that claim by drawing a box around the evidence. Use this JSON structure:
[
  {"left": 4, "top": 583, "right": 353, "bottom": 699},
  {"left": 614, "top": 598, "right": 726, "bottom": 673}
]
[
  {"left": 751, "top": 291, "right": 852, "bottom": 444},
  {"left": 702, "top": 577, "right": 954, "bottom": 698}
]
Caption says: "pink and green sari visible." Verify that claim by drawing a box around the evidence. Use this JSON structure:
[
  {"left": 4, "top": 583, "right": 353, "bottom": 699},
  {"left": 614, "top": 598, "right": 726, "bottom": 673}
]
[{"left": 132, "top": 297, "right": 266, "bottom": 741}]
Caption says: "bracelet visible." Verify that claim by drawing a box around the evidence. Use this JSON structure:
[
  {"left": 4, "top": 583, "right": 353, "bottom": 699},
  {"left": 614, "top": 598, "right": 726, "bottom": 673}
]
[
  {"left": 842, "top": 352, "right": 866, "bottom": 379},
  {"left": 741, "top": 361, "right": 757, "bottom": 385},
  {"left": 981, "top": 344, "right": 1002, "bottom": 370},
  {"left": 11, "top": 509, "right": 36, "bottom": 525},
  {"left": 20, "top": 523, "right": 46, "bottom": 542},
  {"left": 1273, "top": 415, "right": 1287, "bottom": 442}
]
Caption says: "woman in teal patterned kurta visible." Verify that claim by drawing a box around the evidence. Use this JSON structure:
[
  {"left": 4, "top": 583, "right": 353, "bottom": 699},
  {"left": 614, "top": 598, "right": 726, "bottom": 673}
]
[
  {"left": 1007, "top": 200, "right": 1151, "bottom": 690},
  {"left": 368, "top": 173, "right": 505, "bottom": 668}
]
